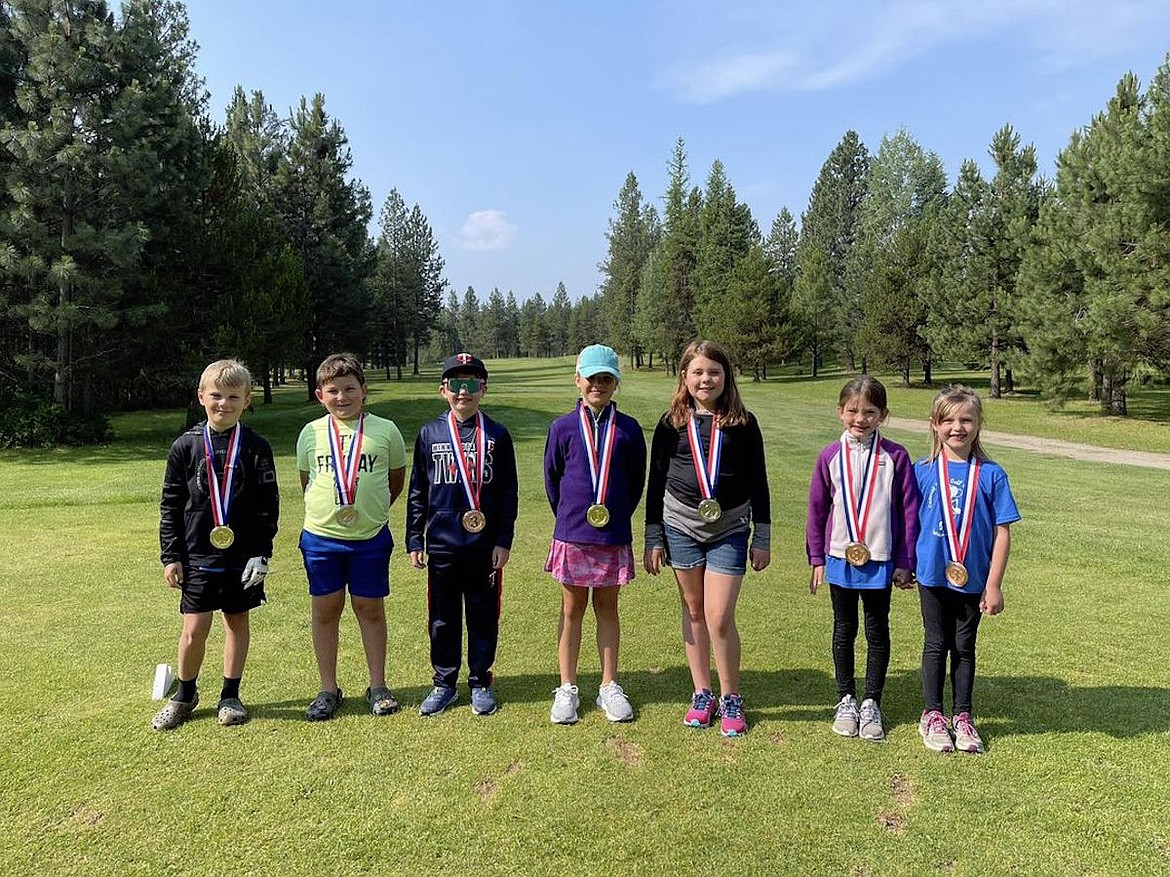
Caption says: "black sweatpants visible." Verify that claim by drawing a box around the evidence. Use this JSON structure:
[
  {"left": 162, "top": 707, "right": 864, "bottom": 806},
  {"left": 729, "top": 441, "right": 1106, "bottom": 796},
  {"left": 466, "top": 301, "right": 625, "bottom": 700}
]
[
  {"left": 427, "top": 552, "right": 501, "bottom": 690},
  {"left": 919, "top": 584, "right": 983, "bottom": 715},
  {"left": 829, "top": 583, "right": 892, "bottom": 704}
]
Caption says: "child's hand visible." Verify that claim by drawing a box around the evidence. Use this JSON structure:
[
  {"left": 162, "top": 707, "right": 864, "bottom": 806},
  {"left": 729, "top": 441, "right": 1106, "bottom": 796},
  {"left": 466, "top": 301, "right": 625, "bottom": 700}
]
[
  {"left": 893, "top": 568, "right": 914, "bottom": 590},
  {"left": 492, "top": 546, "right": 511, "bottom": 570},
  {"left": 749, "top": 547, "right": 770, "bottom": 572},
  {"left": 643, "top": 547, "right": 664, "bottom": 576},
  {"left": 409, "top": 550, "right": 427, "bottom": 569},
  {"left": 980, "top": 584, "right": 1004, "bottom": 616},
  {"left": 164, "top": 562, "right": 183, "bottom": 588},
  {"left": 809, "top": 565, "right": 824, "bottom": 595}
]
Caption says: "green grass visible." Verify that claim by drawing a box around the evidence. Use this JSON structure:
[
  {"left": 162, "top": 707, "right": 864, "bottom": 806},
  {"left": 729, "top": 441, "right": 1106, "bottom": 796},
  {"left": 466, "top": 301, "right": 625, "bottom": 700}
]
[{"left": 2, "top": 359, "right": 1169, "bottom": 876}]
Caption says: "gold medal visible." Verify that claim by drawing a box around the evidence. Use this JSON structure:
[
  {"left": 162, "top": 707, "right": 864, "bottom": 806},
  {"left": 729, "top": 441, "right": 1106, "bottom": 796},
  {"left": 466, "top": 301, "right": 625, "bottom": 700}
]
[
  {"left": 209, "top": 525, "right": 235, "bottom": 550},
  {"left": 945, "top": 561, "right": 969, "bottom": 587},
  {"left": 337, "top": 505, "right": 359, "bottom": 527},
  {"left": 462, "top": 509, "right": 486, "bottom": 533},
  {"left": 697, "top": 498, "right": 722, "bottom": 522},
  {"left": 844, "top": 541, "right": 871, "bottom": 567},
  {"left": 586, "top": 503, "right": 610, "bottom": 528}
]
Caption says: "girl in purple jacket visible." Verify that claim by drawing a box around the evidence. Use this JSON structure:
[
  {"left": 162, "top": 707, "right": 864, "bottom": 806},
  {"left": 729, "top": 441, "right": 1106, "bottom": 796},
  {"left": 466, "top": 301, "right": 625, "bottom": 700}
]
[
  {"left": 806, "top": 377, "right": 918, "bottom": 743},
  {"left": 544, "top": 345, "right": 647, "bottom": 725}
]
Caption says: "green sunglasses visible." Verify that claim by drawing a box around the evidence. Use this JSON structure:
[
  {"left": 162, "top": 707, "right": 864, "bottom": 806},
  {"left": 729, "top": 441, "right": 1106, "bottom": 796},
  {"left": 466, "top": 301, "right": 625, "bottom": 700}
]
[{"left": 445, "top": 377, "right": 484, "bottom": 394}]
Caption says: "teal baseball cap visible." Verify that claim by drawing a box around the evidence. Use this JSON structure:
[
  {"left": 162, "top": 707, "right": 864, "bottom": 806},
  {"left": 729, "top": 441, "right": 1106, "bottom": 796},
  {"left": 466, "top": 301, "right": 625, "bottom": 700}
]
[{"left": 576, "top": 344, "right": 621, "bottom": 380}]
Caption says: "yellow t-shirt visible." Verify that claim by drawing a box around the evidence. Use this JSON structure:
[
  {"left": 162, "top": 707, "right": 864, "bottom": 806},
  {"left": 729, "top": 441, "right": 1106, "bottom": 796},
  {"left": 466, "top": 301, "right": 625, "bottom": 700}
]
[{"left": 297, "top": 411, "right": 407, "bottom": 540}]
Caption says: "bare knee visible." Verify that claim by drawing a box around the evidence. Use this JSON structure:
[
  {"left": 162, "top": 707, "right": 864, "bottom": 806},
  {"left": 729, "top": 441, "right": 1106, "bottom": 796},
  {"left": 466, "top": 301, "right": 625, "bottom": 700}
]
[{"left": 350, "top": 596, "right": 386, "bottom": 626}]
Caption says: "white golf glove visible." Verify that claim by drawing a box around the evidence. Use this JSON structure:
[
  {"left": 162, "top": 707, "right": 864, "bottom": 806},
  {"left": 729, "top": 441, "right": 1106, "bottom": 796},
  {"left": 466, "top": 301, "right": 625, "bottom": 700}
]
[{"left": 241, "top": 556, "right": 269, "bottom": 589}]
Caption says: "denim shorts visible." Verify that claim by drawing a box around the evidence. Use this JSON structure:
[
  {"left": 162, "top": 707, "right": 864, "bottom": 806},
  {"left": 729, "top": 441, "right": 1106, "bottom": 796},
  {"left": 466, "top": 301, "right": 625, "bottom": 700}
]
[{"left": 664, "top": 524, "right": 749, "bottom": 576}]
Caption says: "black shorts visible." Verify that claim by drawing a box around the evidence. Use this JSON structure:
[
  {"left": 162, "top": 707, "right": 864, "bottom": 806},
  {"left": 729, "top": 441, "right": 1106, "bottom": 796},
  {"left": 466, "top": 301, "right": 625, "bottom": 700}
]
[{"left": 180, "top": 566, "right": 265, "bottom": 615}]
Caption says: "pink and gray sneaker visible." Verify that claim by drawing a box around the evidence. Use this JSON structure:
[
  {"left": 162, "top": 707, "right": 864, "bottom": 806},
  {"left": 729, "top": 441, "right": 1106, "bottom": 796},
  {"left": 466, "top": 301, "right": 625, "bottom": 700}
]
[
  {"left": 951, "top": 712, "right": 985, "bottom": 753},
  {"left": 684, "top": 688, "right": 717, "bottom": 728},
  {"left": 719, "top": 693, "right": 747, "bottom": 737},
  {"left": 919, "top": 709, "right": 954, "bottom": 753}
]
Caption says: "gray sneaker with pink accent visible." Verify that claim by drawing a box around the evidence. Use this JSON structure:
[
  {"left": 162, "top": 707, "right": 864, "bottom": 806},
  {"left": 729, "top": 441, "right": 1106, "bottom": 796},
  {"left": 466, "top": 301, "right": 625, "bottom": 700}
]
[{"left": 951, "top": 712, "right": 985, "bottom": 753}]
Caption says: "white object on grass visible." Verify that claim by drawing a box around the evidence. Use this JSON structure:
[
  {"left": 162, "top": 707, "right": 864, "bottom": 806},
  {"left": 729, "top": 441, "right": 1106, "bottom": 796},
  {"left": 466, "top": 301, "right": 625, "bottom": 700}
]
[{"left": 152, "top": 663, "right": 174, "bottom": 700}]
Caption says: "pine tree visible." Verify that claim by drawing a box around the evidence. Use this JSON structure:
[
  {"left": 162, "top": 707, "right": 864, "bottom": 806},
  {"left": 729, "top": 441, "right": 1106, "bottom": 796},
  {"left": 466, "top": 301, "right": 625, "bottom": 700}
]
[{"left": 599, "top": 171, "right": 659, "bottom": 365}]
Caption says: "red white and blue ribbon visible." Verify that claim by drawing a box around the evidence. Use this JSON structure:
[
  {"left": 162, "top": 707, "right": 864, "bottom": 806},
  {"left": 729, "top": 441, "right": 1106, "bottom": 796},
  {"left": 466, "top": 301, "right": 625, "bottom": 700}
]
[
  {"left": 203, "top": 422, "right": 241, "bottom": 529},
  {"left": 686, "top": 413, "right": 722, "bottom": 502},
  {"left": 327, "top": 412, "right": 365, "bottom": 507},
  {"left": 938, "top": 454, "right": 981, "bottom": 566},
  {"left": 578, "top": 402, "right": 617, "bottom": 508},
  {"left": 837, "top": 432, "right": 881, "bottom": 546},
  {"left": 446, "top": 410, "right": 485, "bottom": 510}
]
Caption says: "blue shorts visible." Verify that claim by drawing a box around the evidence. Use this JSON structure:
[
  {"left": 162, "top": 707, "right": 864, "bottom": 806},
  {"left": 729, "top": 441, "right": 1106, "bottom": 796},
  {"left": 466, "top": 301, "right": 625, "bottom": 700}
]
[
  {"left": 664, "top": 524, "right": 749, "bottom": 576},
  {"left": 300, "top": 526, "right": 393, "bottom": 598}
]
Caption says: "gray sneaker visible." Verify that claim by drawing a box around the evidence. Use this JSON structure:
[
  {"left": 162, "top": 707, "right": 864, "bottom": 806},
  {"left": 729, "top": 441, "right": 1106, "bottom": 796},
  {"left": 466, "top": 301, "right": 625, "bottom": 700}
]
[
  {"left": 832, "top": 694, "right": 859, "bottom": 737},
  {"left": 152, "top": 691, "right": 199, "bottom": 731},
  {"left": 919, "top": 709, "right": 954, "bottom": 753},
  {"left": 216, "top": 697, "right": 248, "bottom": 726},
  {"left": 596, "top": 681, "right": 634, "bottom": 722},
  {"left": 951, "top": 712, "right": 985, "bottom": 753},
  {"left": 550, "top": 683, "right": 579, "bottom": 724},
  {"left": 858, "top": 698, "right": 884, "bottom": 742}
]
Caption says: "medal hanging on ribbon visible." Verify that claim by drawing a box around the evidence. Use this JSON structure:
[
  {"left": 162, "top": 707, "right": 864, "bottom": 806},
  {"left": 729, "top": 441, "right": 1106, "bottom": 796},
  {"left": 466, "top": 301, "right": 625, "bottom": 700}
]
[
  {"left": 204, "top": 423, "right": 241, "bottom": 549},
  {"left": 937, "top": 454, "right": 981, "bottom": 588},
  {"left": 687, "top": 413, "right": 723, "bottom": 522},
  {"left": 579, "top": 402, "right": 616, "bottom": 528},
  {"left": 838, "top": 432, "right": 881, "bottom": 567},
  {"left": 447, "top": 411, "right": 486, "bottom": 533},
  {"left": 328, "top": 413, "right": 364, "bottom": 527}
]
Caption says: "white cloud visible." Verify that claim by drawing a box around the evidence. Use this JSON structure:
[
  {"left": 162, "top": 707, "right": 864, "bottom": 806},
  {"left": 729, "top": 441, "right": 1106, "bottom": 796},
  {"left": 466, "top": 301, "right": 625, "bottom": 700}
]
[
  {"left": 662, "top": 0, "right": 1170, "bottom": 103},
  {"left": 457, "top": 210, "right": 517, "bottom": 252}
]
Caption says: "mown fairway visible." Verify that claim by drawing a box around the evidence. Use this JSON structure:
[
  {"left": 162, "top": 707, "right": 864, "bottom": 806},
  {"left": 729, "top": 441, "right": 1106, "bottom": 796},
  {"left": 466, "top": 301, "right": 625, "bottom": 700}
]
[{"left": 2, "top": 359, "right": 1168, "bottom": 876}]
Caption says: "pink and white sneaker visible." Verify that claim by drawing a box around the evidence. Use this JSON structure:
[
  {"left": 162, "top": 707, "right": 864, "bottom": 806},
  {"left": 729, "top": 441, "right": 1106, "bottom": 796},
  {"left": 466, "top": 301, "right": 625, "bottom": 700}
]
[
  {"left": 951, "top": 712, "right": 985, "bottom": 753},
  {"left": 919, "top": 709, "right": 954, "bottom": 753},
  {"left": 719, "top": 693, "right": 747, "bottom": 737},
  {"left": 684, "top": 688, "right": 717, "bottom": 728}
]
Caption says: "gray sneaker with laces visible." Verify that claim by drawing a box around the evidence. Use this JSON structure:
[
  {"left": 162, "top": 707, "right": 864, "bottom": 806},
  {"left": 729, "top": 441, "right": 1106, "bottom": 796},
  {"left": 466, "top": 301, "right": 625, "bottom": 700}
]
[
  {"left": 919, "top": 709, "right": 954, "bottom": 752},
  {"left": 550, "top": 683, "right": 579, "bottom": 724},
  {"left": 596, "top": 681, "right": 634, "bottom": 722},
  {"left": 832, "top": 694, "right": 859, "bottom": 737},
  {"left": 858, "top": 698, "right": 884, "bottom": 741},
  {"left": 951, "top": 712, "right": 985, "bottom": 753}
]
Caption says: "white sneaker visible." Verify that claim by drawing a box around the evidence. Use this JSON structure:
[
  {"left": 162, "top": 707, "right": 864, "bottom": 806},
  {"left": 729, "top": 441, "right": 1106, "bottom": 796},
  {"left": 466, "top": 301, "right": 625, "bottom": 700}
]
[
  {"left": 596, "top": 680, "right": 634, "bottom": 722},
  {"left": 858, "top": 698, "right": 885, "bottom": 742},
  {"left": 832, "top": 694, "right": 859, "bottom": 736},
  {"left": 550, "top": 683, "right": 580, "bottom": 724}
]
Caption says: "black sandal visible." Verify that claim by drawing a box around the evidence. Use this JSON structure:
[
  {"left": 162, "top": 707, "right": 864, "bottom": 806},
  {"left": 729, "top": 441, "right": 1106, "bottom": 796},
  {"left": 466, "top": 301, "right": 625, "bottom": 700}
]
[
  {"left": 366, "top": 686, "right": 400, "bottom": 716},
  {"left": 306, "top": 688, "right": 343, "bottom": 721}
]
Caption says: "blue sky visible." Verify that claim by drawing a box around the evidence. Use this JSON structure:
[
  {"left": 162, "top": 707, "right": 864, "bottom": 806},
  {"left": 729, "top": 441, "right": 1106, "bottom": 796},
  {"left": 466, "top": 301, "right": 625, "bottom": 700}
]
[{"left": 188, "top": 1, "right": 1170, "bottom": 303}]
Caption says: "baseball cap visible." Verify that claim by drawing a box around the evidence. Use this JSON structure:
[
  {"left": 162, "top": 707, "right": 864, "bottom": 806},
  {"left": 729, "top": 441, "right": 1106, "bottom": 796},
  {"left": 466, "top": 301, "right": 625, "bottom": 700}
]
[
  {"left": 442, "top": 352, "right": 488, "bottom": 379},
  {"left": 576, "top": 344, "right": 621, "bottom": 380}
]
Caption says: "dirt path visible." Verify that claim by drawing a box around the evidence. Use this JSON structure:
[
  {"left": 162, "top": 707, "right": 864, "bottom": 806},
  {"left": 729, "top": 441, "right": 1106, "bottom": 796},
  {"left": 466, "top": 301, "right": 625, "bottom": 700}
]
[{"left": 884, "top": 417, "right": 1170, "bottom": 471}]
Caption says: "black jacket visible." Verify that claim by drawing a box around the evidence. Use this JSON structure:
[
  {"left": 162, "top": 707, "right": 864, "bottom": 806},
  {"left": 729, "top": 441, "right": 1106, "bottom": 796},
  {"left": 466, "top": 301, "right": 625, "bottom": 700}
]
[{"left": 160, "top": 422, "right": 280, "bottom": 569}]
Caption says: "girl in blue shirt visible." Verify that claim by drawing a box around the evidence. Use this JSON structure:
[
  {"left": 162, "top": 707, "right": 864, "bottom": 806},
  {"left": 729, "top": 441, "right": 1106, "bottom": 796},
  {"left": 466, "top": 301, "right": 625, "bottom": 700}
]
[{"left": 915, "top": 385, "right": 1020, "bottom": 754}]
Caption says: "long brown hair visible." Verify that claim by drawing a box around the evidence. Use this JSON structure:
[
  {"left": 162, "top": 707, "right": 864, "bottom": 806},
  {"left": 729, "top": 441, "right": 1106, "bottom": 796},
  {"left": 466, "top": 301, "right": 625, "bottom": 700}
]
[
  {"left": 928, "top": 384, "right": 988, "bottom": 461},
  {"left": 667, "top": 340, "right": 748, "bottom": 428}
]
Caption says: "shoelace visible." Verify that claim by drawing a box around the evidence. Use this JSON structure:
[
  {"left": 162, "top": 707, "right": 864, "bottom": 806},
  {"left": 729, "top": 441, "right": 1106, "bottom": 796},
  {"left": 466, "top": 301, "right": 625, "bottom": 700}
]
[
  {"left": 953, "top": 714, "right": 978, "bottom": 738},
  {"left": 721, "top": 696, "right": 743, "bottom": 719},
  {"left": 601, "top": 682, "right": 625, "bottom": 701},
  {"left": 836, "top": 698, "right": 858, "bottom": 718},
  {"left": 554, "top": 686, "right": 576, "bottom": 706},
  {"left": 692, "top": 690, "right": 714, "bottom": 712},
  {"left": 925, "top": 712, "right": 948, "bottom": 735},
  {"left": 860, "top": 703, "right": 880, "bottom": 722}
]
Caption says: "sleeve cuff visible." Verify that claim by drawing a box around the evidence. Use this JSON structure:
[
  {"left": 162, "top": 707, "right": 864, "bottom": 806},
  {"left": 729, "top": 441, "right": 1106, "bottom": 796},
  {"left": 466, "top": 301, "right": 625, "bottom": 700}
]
[
  {"left": 751, "top": 522, "right": 771, "bottom": 552},
  {"left": 644, "top": 522, "right": 664, "bottom": 550}
]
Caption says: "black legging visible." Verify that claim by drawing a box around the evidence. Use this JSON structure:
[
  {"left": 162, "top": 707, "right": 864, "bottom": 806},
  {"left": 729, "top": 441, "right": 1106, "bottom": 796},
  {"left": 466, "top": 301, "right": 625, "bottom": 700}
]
[
  {"left": 919, "top": 585, "right": 983, "bottom": 715},
  {"left": 829, "top": 583, "right": 892, "bottom": 705}
]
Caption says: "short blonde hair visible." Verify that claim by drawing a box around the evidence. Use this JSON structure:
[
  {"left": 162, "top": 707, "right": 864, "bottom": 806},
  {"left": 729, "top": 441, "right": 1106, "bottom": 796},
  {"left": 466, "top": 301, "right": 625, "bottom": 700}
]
[{"left": 199, "top": 359, "right": 253, "bottom": 391}]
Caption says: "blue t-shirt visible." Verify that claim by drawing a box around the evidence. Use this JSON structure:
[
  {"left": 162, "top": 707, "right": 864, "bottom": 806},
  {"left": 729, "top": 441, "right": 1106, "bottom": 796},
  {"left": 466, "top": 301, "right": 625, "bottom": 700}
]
[{"left": 914, "top": 457, "right": 1020, "bottom": 594}]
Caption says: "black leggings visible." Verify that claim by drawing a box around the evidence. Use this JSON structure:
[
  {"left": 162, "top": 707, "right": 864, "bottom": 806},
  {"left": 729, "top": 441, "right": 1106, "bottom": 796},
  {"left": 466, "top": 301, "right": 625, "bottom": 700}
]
[
  {"left": 919, "top": 585, "right": 983, "bottom": 715},
  {"left": 829, "top": 584, "right": 892, "bottom": 704}
]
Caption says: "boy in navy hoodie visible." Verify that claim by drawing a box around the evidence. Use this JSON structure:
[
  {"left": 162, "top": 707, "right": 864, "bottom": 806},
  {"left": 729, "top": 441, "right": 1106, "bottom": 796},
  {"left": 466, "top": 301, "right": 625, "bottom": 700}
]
[{"left": 406, "top": 353, "right": 518, "bottom": 716}]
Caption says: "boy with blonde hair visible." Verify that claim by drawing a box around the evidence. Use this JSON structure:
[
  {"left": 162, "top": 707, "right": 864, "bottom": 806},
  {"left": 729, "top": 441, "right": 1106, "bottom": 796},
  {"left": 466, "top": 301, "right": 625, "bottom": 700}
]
[{"left": 154, "top": 359, "right": 279, "bottom": 730}]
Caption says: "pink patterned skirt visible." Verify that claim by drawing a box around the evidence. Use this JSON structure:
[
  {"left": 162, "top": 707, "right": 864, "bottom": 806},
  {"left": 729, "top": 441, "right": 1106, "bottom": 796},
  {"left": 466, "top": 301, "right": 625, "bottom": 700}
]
[{"left": 545, "top": 539, "right": 635, "bottom": 588}]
